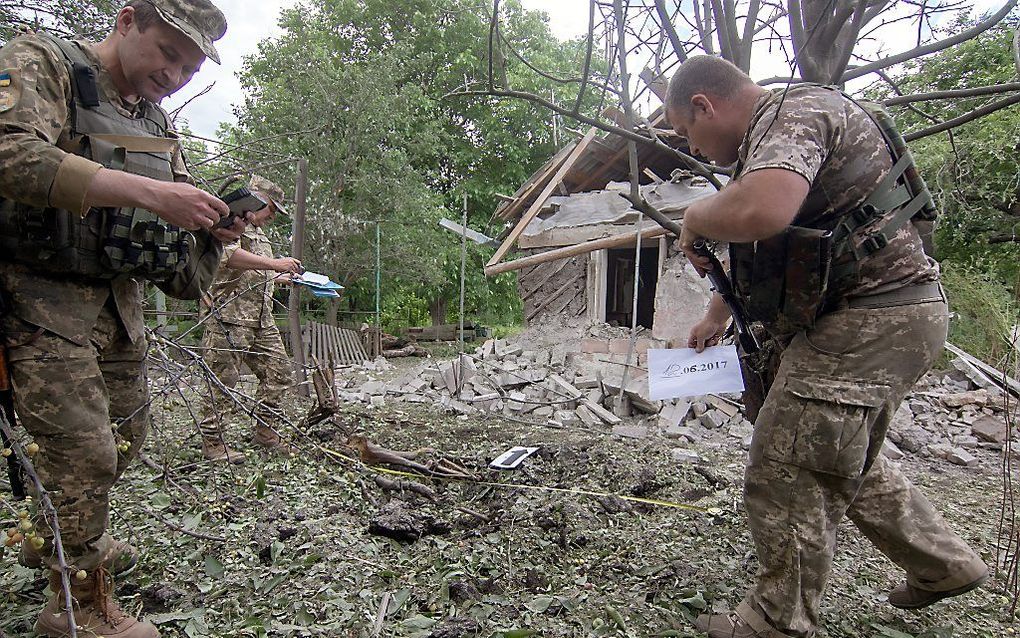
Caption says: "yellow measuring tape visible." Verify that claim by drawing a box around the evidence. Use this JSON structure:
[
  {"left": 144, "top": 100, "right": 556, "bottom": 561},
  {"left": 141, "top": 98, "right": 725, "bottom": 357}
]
[{"left": 371, "top": 466, "right": 713, "bottom": 513}]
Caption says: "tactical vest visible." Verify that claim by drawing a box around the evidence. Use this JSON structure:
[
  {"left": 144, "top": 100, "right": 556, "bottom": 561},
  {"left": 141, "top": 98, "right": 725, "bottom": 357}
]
[
  {"left": 0, "top": 33, "right": 189, "bottom": 281},
  {"left": 729, "top": 85, "right": 938, "bottom": 334}
]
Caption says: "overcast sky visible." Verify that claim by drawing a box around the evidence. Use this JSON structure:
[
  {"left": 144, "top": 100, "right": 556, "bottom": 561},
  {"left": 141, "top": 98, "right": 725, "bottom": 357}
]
[{"left": 163, "top": 0, "right": 1005, "bottom": 139}]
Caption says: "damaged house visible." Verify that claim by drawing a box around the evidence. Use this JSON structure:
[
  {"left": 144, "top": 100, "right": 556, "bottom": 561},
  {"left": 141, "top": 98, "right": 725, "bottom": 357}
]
[{"left": 486, "top": 110, "right": 721, "bottom": 355}]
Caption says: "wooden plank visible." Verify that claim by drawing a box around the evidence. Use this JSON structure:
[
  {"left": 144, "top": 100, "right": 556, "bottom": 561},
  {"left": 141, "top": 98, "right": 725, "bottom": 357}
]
[
  {"left": 522, "top": 258, "right": 571, "bottom": 300},
  {"left": 494, "top": 142, "right": 576, "bottom": 221},
  {"left": 487, "top": 127, "right": 599, "bottom": 268},
  {"left": 526, "top": 271, "right": 584, "bottom": 322},
  {"left": 486, "top": 225, "right": 669, "bottom": 276}
]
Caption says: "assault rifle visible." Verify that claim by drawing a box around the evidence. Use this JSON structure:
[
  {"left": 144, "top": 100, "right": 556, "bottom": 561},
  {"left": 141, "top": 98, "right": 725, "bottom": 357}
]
[
  {"left": 691, "top": 240, "right": 761, "bottom": 355},
  {"left": 619, "top": 192, "right": 760, "bottom": 355}
]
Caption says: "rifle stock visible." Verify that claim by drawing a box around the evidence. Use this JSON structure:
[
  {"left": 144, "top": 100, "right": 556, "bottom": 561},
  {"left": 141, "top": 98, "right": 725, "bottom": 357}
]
[{"left": 692, "top": 240, "right": 761, "bottom": 355}]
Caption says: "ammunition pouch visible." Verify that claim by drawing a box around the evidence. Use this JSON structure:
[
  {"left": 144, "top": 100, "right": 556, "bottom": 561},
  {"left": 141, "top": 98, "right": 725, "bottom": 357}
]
[{"left": 733, "top": 226, "right": 833, "bottom": 335}]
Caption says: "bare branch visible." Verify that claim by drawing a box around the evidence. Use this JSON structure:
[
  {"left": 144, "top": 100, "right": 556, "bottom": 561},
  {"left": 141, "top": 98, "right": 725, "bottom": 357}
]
[
  {"left": 654, "top": 0, "right": 687, "bottom": 63},
  {"left": 573, "top": 0, "right": 599, "bottom": 113},
  {"left": 841, "top": 0, "right": 1019, "bottom": 82},
  {"left": 883, "top": 82, "right": 1020, "bottom": 106},
  {"left": 903, "top": 92, "right": 1020, "bottom": 142}
]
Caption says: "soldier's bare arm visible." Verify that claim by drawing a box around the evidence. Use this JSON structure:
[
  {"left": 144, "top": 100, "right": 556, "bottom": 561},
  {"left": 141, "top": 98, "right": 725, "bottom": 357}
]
[
  {"left": 224, "top": 248, "right": 301, "bottom": 273},
  {"left": 679, "top": 168, "right": 809, "bottom": 265}
]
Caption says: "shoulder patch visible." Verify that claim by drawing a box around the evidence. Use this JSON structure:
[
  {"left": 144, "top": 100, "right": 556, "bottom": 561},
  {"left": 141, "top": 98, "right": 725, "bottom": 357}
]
[{"left": 0, "top": 69, "right": 19, "bottom": 113}]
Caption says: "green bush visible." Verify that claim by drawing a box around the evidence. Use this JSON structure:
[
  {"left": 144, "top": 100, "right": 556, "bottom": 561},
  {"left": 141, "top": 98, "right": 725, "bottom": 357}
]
[{"left": 941, "top": 259, "right": 1018, "bottom": 366}]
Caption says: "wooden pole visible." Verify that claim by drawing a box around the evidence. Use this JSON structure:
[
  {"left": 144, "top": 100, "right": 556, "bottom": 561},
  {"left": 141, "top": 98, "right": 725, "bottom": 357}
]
[
  {"left": 288, "top": 158, "right": 309, "bottom": 397},
  {"left": 483, "top": 225, "right": 669, "bottom": 276},
  {"left": 458, "top": 193, "right": 468, "bottom": 354}
]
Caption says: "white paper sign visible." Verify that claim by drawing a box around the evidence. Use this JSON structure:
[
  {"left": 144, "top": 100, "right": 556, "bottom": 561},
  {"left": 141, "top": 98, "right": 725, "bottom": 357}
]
[{"left": 647, "top": 345, "right": 745, "bottom": 400}]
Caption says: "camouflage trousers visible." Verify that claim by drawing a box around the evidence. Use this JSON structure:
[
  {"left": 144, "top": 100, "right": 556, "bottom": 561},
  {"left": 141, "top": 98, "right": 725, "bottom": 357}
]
[
  {"left": 3, "top": 303, "right": 148, "bottom": 571},
  {"left": 198, "top": 319, "right": 291, "bottom": 439},
  {"left": 738, "top": 300, "right": 987, "bottom": 637}
]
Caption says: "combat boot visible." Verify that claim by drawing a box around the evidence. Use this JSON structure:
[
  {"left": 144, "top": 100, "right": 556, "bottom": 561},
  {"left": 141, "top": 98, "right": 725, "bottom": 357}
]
[
  {"left": 201, "top": 437, "right": 246, "bottom": 464},
  {"left": 888, "top": 570, "right": 989, "bottom": 609},
  {"left": 34, "top": 568, "right": 159, "bottom": 638},
  {"left": 21, "top": 537, "right": 139, "bottom": 576},
  {"left": 252, "top": 424, "right": 296, "bottom": 456},
  {"left": 694, "top": 613, "right": 761, "bottom": 637}
]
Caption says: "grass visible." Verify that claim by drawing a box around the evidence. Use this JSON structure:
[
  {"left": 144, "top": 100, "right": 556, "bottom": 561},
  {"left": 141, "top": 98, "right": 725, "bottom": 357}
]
[{"left": 0, "top": 362, "right": 1015, "bottom": 637}]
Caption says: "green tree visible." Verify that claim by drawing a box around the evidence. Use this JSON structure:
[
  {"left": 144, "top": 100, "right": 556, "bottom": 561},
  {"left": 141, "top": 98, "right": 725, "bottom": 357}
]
[
  {"left": 874, "top": 12, "right": 1020, "bottom": 361},
  {"left": 0, "top": 0, "right": 118, "bottom": 44},
  {"left": 226, "top": 0, "right": 601, "bottom": 328},
  {"left": 878, "top": 13, "right": 1020, "bottom": 285}
]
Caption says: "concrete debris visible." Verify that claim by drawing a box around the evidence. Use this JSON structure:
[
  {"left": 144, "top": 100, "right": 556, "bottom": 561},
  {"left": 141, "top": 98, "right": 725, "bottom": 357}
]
[
  {"left": 336, "top": 334, "right": 1014, "bottom": 472},
  {"left": 942, "top": 389, "right": 990, "bottom": 408},
  {"left": 947, "top": 447, "right": 979, "bottom": 467},
  {"left": 671, "top": 448, "right": 702, "bottom": 464},
  {"left": 972, "top": 415, "right": 1008, "bottom": 444},
  {"left": 882, "top": 440, "right": 905, "bottom": 460}
]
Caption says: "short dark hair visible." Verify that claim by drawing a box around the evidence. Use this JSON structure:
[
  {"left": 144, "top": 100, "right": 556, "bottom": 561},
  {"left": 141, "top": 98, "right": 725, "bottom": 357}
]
[
  {"left": 126, "top": 1, "right": 163, "bottom": 31},
  {"left": 666, "top": 56, "right": 754, "bottom": 115}
]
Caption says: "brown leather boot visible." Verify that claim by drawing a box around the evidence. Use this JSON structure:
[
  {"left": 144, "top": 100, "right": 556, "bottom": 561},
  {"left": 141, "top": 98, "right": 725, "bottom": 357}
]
[
  {"left": 252, "top": 425, "right": 295, "bottom": 456},
  {"left": 888, "top": 571, "right": 989, "bottom": 609},
  {"left": 202, "top": 437, "right": 246, "bottom": 464},
  {"left": 21, "top": 537, "right": 139, "bottom": 576},
  {"left": 34, "top": 568, "right": 159, "bottom": 637}
]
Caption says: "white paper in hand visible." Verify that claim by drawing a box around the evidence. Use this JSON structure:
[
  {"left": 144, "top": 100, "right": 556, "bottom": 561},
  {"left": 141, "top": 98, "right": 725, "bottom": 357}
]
[{"left": 647, "top": 345, "right": 745, "bottom": 400}]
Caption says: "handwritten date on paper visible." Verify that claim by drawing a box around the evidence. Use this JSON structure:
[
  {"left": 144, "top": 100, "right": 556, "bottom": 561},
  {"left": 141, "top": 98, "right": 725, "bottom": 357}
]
[
  {"left": 647, "top": 345, "right": 745, "bottom": 400},
  {"left": 663, "top": 360, "right": 728, "bottom": 377}
]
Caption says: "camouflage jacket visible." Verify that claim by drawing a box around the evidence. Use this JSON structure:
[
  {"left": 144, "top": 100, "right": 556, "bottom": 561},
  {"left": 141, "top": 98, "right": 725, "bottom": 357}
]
[
  {"left": 735, "top": 85, "right": 938, "bottom": 299},
  {"left": 0, "top": 34, "right": 192, "bottom": 345},
  {"left": 207, "top": 225, "right": 278, "bottom": 328}
]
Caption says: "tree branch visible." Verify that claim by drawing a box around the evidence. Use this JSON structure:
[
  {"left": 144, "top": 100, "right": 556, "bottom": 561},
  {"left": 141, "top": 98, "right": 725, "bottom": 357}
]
[
  {"left": 903, "top": 92, "right": 1020, "bottom": 141},
  {"left": 654, "top": 0, "right": 687, "bottom": 63},
  {"left": 841, "top": 0, "right": 1019, "bottom": 82},
  {"left": 443, "top": 86, "right": 726, "bottom": 188},
  {"left": 883, "top": 82, "right": 1020, "bottom": 105}
]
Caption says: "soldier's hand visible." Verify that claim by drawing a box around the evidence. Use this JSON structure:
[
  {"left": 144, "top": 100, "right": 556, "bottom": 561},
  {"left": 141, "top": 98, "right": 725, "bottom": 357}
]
[
  {"left": 147, "top": 182, "right": 231, "bottom": 230},
  {"left": 273, "top": 257, "right": 303, "bottom": 274},
  {"left": 211, "top": 215, "right": 248, "bottom": 242},
  {"left": 688, "top": 315, "right": 726, "bottom": 353},
  {"left": 678, "top": 224, "right": 712, "bottom": 277}
]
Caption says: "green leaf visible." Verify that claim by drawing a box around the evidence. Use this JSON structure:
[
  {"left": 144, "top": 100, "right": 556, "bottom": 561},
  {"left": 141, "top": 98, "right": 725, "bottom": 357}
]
[
  {"left": 269, "top": 540, "right": 284, "bottom": 564},
  {"left": 255, "top": 474, "right": 266, "bottom": 499},
  {"left": 151, "top": 492, "right": 172, "bottom": 509},
  {"left": 259, "top": 572, "right": 288, "bottom": 594},
  {"left": 676, "top": 591, "right": 708, "bottom": 611},
  {"left": 524, "top": 595, "right": 555, "bottom": 613},
  {"left": 872, "top": 624, "right": 916, "bottom": 638},
  {"left": 294, "top": 608, "right": 316, "bottom": 626},
  {"left": 204, "top": 555, "right": 225, "bottom": 579}
]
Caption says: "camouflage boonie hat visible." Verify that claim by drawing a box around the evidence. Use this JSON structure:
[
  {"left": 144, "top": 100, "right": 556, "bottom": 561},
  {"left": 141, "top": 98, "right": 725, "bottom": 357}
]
[
  {"left": 144, "top": 0, "right": 227, "bottom": 64},
  {"left": 249, "top": 175, "right": 289, "bottom": 216}
]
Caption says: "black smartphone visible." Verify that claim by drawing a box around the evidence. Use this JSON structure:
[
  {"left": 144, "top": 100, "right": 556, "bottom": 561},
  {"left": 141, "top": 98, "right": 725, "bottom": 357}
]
[{"left": 216, "top": 187, "right": 268, "bottom": 228}]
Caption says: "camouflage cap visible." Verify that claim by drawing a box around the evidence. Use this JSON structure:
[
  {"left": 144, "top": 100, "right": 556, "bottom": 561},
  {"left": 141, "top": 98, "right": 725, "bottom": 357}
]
[
  {"left": 249, "top": 174, "right": 289, "bottom": 216},
  {"left": 144, "top": 0, "right": 227, "bottom": 65}
]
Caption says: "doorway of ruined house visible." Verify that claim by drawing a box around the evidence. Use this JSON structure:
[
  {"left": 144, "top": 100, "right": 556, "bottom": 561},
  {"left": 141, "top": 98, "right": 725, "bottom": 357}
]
[{"left": 602, "top": 245, "right": 660, "bottom": 329}]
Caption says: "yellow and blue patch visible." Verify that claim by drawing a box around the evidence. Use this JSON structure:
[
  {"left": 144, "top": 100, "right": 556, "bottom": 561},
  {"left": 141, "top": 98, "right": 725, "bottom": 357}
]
[{"left": 0, "top": 69, "right": 17, "bottom": 113}]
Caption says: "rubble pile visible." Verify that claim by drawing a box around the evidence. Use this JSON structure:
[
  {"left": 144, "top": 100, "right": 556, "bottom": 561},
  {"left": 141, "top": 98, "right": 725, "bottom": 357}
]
[{"left": 335, "top": 336, "right": 1017, "bottom": 469}]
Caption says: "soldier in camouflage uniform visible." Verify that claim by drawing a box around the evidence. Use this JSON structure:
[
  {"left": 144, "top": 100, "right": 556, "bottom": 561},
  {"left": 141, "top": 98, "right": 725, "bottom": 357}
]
[
  {"left": 0, "top": 2, "right": 239, "bottom": 636},
  {"left": 198, "top": 175, "right": 299, "bottom": 463},
  {"left": 665, "top": 57, "right": 988, "bottom": 638}
]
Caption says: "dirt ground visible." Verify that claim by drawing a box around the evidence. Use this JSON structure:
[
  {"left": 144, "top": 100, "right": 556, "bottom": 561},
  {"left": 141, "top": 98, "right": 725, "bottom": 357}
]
[{"left": 0, "top": 352, "right": 1016, "bottom": 638}]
